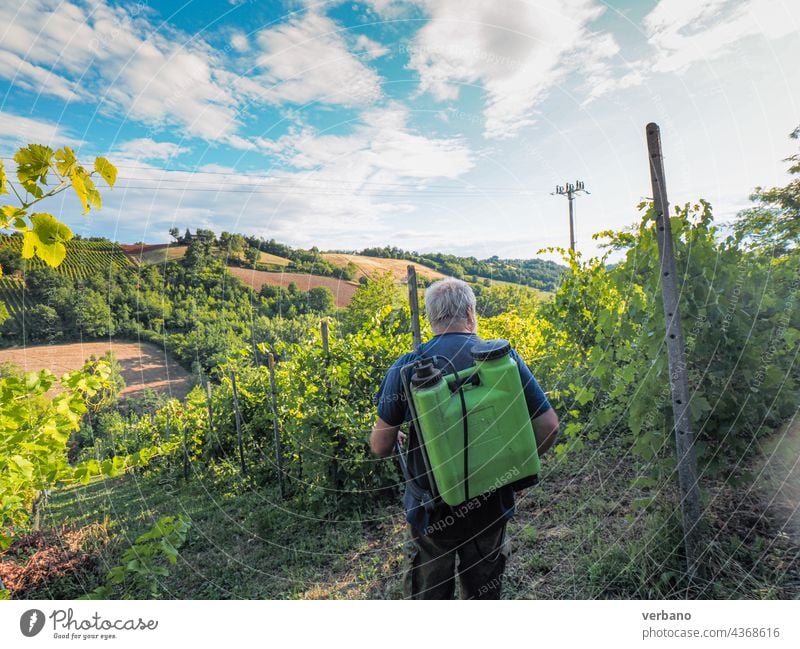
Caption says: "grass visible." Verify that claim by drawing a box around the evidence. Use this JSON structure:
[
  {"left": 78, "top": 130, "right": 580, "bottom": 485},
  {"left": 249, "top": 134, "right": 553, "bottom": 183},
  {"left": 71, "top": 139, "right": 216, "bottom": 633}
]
[
  {"left": 258, "top": 251, "right": 290, "bottom": 266},
  {"left": 37, "top": 465, "right": 400, "bottom": 599},
  {"left": 13, "top": 421, "right": 800, "bottom": 600},
  {"left": 125, "top": 245, "right": 187, "bottom": 266}
]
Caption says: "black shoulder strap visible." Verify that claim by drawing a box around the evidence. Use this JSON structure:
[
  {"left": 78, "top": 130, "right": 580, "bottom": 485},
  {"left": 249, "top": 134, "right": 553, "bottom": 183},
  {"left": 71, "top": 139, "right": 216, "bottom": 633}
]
[{"left": 396, "top": 357, "right": 438, "bottom": 512}]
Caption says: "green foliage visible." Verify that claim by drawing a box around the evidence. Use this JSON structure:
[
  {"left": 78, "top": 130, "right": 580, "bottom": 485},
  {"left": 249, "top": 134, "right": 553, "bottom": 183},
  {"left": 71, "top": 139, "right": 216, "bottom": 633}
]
[
  {"left": 358, "top": 245, "right": 564, "bottom": 291},
  {"left": 338, "top": 272, "right": 407, "bottom": 334},
  {"left": 0, "top": 361, "right": 115, "bottom": 550},
  {"left": 734, "top": 124, "right": 799, "bottom": 253},
  {"left": 475, "top": 283, "right": 540, "bottom": 318},
  {"left": 268, "top": 310, "right": 408, "bottom": 511},
  {"left": 0, "top": 144, "right": 116, "bottom": 274},
  {"left": 82, "top": 514, "right": 191, "bottom": 599}
]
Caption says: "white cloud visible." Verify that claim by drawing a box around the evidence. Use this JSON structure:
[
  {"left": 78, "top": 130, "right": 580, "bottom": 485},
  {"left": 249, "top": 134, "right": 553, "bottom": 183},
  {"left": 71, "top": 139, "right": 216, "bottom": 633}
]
[
  {"left": 0, "top": 1, "right": 242, "bottom": 143},
  {"left": 643, "top": 0, "right": 800, "bottom": 73},
  {"left": 249, "top": 12, "right": 384, "bottom": 106},
  {"left": 0, "top": 50, "right": 82, "bottom": 102},
  {"left": 230, "top": 32, "right": 250, "bottom": 53},
  {"left": 0, "top": 110, "right": 84, "bottom": 149},
  {"left": 58, "top": 103, "right": 474, "bottom": 249},
  {"left": 113, "top": 138, "right": 190, "bottom": 162},
  {"left": 405, "top": 0, "right": 611, "bottom": 139},
  {"left": 354, "top": 34, "right": 390, "bottom": 60},
  {"left": 274, "top": 102, "right": 472, "bottom": 180}
]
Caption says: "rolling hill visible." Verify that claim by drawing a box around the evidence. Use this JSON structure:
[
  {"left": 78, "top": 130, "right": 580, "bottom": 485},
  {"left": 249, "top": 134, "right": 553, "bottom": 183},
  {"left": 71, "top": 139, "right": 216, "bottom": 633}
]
[
  {"left": 320, "top": 253, "right": 445, "bottom": 282},
  {"left": 227, "top": 267, "right": 360, "bottom": 308}
]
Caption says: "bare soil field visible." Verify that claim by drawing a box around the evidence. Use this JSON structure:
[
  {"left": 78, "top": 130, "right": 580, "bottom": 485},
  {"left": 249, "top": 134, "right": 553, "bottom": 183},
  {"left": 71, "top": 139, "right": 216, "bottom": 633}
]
[
  {"left": 227, "top": 267, "right": 360, "bottom": 307},
  {"left": 321, "top": 253, "right": 445, "bottom": 282},
  {"left": 0, "top": 340, "right": 193, "bottom": 401}
]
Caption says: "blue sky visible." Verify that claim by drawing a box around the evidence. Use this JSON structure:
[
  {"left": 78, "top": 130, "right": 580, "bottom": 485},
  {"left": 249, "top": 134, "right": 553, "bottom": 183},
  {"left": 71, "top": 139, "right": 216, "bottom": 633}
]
[{"left": 1, "top": 0, "right": 798, "bottom": 261}]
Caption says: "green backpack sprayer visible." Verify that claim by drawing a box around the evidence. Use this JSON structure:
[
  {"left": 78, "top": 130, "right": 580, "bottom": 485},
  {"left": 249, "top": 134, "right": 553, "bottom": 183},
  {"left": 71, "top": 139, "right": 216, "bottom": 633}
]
[{"left": 396, "top": 339, "right": 541, "bottom": 508}]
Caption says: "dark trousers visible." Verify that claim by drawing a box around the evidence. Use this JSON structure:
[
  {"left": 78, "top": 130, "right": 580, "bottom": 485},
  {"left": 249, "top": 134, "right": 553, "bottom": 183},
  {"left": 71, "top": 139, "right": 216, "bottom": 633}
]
[{"left": 402, "top": 521, "right": 510, "bottom": 599}]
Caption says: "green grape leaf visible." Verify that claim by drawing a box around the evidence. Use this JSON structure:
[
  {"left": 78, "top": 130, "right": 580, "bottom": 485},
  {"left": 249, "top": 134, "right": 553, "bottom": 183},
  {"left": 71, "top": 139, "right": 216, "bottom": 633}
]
[
  {"left": 14, "top": 144, "right": 53, "bottom": 197},
  {"left": 71, "top": 168, "right": 101, "bottom": 213},
  {"left": 70, "top": 169, "right": 89, "bottom": 213},
  {"left": 0, "top": 160, "right": 7, "bottom": 194},
  {"left": 22, "top": 213, "right": 74, "bottom": 266},
  {"left": 54, "top": 146, "right": 78, "bottom": 177},
  {"left": 21, "top": 231, "right": 36, "bottom": 259},
  {"left": 94, "top": 157, "right": 117, "bottom": 188}
]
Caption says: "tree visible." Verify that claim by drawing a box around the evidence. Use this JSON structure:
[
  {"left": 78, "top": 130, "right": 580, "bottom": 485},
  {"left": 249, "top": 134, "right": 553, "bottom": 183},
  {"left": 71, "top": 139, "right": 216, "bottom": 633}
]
[
  {"left": 0, "top": 246, "right": 23, "bottom": 275},
  {"left": 26, "top": 304, "right": 62, "bottom": 343},
  {"left": 476, "top": 284, "right": 539, "bottom": 318},
  {"left": 340, "top": 272, "right": 406, "bottom": 334},
  {"left": 306, "top": 286, "right": 335, "bottom": 314},
  {"left": 734, "top": 124, "right": 800, "bottom": 253},
  {"left": 245, "top": 246, "right": 260, "bottom": 267},
  {"left": 195, "top": 229, "right": 216, "bottom": 254},
  {"left": 67, "top": 289, "right": 114, "bottom": 338},
  {"left": 169, "top": 227, "right": 180, "bottom": 242},
  {"left": 25, "top": 266, "right": 71, "bottom": 303}
]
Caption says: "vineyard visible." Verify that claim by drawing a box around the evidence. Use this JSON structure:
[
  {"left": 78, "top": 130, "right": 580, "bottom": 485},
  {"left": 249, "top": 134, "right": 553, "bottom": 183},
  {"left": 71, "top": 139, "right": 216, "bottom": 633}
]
[
  {"left": 0, "top": 132, "right": 799, "bottom": 603},
  {"left": 0, "top": 275, "right": 24, "bottom": 320},
  {"left": 1, "top": 235, "right": 133, "bottom": 279}
]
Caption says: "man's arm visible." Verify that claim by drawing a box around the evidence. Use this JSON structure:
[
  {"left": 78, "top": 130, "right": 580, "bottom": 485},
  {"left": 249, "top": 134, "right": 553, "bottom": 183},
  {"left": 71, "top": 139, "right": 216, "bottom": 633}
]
[
  {"left": 532, "top": 408, "right": 559, "bottom": 456},
  {"left": 370, "top": 417, "right": 401, "bottom": 457}
]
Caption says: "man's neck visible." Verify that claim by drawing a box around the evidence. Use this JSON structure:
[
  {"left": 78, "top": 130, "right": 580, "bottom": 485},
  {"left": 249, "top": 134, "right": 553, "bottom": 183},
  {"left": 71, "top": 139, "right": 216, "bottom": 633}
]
[{"left": 433, "top": 327, "right": 475, "bottom": 335}]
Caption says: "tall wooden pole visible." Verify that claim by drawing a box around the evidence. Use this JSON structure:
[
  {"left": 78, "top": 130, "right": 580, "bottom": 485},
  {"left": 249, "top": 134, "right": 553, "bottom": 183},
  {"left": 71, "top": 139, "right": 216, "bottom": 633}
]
[
  {"left": 230, "top": 369, "right": 246, "bottom": 476},
  {"left": 204, "top": 376, "right": 214, "bottom": 438},
  {"left": 407, "top": 265, "right": 421, "bottom": 353},
  {"left": 267, "top": 353, "right": 285, "bottom": 499},
  {"left": 182, "top": 421, "right": 190, "bottom": 483},
  {"left": 646, "top": 122, "right": 703, "bottom": 581},
  {"left": 321, "top": 319, "right": 329, "bottom": 357},
  {"left": 320, "top": 319, "right": 340, "bottom": 490}
]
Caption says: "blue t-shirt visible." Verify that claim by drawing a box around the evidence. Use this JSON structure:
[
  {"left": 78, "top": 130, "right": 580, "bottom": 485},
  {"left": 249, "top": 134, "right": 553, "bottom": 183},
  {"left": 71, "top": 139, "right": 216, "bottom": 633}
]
[{"left": 375, "top": 332, "right": 551, "bottom": 538}]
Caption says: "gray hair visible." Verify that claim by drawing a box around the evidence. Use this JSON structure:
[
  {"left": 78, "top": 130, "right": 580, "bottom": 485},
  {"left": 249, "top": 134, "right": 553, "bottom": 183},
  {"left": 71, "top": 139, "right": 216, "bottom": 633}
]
[{"left": 424, "top": 277, "right": 476, "bottom": 332}]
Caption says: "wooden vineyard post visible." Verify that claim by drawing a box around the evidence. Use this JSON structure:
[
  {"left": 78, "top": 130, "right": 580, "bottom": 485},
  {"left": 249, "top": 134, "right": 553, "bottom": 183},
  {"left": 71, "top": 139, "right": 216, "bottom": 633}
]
[
  {"left": 204, "top": 376, "right": 214, "bottom": 438},
  {"left": 182, "top": 421, "right": 190, "bottom": 483},
  {"left": 407, "top": 265, "right": 422, "bottom": 353},
  {"left": 321, "top": 319, "right": 340, "bottom": 490},
  {"left": 321, "top": 319, "right": 330, "bottom": 357},
  {"left": 267, "top": 353, "right": 285, "bottom": 499},
  {"left": 646, "top": 122, "right": 704, "bottom": 581},
  {"left": 230, "top": 370, "right": 246, "bottom": 477}
]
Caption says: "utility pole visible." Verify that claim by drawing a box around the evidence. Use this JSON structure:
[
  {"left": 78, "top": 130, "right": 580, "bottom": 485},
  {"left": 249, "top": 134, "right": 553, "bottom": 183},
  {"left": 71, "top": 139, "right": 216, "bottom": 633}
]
[{"left": 553, "top": 180, "right": 589, "bottom": 252}]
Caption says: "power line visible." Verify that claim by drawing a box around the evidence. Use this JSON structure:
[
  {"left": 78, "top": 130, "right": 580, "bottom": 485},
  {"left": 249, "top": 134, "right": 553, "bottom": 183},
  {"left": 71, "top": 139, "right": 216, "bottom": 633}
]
[
  {"left": 0, "top": 157, "right": 549, "bottom": 194},
  {"left": 105, "top": 182, "right": 546, "bottom": 199}
]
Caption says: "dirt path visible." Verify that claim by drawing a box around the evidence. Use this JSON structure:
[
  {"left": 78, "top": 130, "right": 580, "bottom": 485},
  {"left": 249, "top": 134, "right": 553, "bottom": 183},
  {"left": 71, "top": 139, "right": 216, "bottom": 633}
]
[
  {"left": 757, "top": 412, "right": 800, "bottom": 543},
  {"left": 0, "top": 340, "right": 193, "bottom": 401}
]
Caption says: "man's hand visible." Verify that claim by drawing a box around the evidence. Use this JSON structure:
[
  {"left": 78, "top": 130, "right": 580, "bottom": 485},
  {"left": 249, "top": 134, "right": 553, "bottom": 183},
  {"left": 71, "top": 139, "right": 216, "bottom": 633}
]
[
  {"left": 370, "top": 417, "right": 401, "bottom": 457},
  {"left": 532, "top": 408, "right": 560, "bottom": 456}
]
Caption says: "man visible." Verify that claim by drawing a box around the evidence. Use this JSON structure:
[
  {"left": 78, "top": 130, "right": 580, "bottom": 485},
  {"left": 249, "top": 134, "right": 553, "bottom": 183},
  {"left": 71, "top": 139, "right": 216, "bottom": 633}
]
[{"left": 371, "top": 277, "right": 559, "bottom": 599}]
